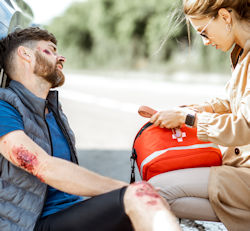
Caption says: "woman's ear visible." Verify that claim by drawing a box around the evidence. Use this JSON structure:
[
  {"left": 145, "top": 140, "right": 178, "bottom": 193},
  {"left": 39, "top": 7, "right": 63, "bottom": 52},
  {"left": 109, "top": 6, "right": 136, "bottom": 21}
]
[
  {"left": 17, "top": 46, "right": 32, "bottom": 63},
  {"left": 218, "top": 8, "right": 232, "bottom": 24}
]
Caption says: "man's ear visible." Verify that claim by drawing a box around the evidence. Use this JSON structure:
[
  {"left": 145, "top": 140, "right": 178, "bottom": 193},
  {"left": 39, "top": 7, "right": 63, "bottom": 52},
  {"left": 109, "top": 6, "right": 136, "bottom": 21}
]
[
  {"left": 218, "top": 8, "right": 232, "bottom": 24},
  {"left": 17, "top": 46, "right": 32, "bottom": 63}
]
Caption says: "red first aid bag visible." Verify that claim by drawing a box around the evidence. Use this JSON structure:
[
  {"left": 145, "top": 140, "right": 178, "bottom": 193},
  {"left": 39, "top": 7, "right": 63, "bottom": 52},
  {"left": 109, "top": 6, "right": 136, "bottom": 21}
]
[{"left": 130, "top": 122, "right": 222, "bottom": 182}]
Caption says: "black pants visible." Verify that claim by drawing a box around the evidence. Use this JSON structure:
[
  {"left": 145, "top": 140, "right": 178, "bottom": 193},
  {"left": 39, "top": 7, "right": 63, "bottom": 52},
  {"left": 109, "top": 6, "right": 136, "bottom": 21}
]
[{"left": 35, "top": 187, "right": 133, "bottom": 231}]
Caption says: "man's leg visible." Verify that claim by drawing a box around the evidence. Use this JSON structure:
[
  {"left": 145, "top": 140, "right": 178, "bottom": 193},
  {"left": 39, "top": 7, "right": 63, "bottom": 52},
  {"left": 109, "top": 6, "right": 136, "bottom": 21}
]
[
  {"left": 35, "top": 187, "right": 133, "bottom": 231},
  {"left": 124, "top": 182, "right": 181, "bottom": 231},
  {"left": 36, "top": 183, "right": 181, "bottom": 231},
  {"left": 149, "top": 167, "right": 219, "bottom": 221}
]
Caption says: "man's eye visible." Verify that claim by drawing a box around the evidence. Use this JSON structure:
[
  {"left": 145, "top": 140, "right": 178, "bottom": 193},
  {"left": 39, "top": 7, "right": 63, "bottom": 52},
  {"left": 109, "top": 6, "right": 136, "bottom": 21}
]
[
  {"left": 50, "top": 49, "right": 56, "bottom": 55},
  {"left": 200, "top": 33, "right": 208, "bottom": 39}
]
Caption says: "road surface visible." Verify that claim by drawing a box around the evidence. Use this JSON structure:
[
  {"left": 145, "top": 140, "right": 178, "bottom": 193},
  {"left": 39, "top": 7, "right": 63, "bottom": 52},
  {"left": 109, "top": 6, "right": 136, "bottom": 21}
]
[{"left": 59, "top": 70, "right": 228, "bottom": 231}]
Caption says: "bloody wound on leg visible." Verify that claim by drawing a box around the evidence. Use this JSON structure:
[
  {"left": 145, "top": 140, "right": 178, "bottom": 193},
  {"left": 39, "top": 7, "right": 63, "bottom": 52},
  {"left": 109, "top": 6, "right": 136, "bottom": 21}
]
[{"left": 132, "top": 181, "right": 160, "bottom": 206}]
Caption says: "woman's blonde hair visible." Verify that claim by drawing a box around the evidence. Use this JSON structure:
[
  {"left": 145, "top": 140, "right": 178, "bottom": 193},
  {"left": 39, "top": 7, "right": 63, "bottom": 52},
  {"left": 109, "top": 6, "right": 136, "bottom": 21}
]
[{"left": 183, "top": 0, "right": 250, "bottom": 20}]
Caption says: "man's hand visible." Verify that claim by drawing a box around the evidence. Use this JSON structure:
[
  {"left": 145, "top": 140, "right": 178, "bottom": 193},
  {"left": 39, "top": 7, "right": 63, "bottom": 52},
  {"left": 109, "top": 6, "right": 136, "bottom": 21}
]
[{"left": 150, "top": 109, "right": 186, "bottom": 129}]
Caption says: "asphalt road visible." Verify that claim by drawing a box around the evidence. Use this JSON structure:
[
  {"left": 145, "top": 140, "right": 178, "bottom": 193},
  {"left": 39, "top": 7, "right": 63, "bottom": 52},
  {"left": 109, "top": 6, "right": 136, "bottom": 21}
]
[{"left": 59, "top": 71, "right": 228, "bottom": 231}]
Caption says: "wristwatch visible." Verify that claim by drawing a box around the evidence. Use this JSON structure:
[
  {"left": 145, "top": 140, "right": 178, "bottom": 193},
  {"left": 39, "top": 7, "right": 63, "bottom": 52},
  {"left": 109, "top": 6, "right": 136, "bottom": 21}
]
[{"left": 185, "top": 113, "right": 196, "bottom": 127}]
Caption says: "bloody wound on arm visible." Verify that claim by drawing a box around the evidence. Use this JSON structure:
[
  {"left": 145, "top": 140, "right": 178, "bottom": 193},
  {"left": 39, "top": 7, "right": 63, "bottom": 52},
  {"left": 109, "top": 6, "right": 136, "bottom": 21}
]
[{"left": 10, "top": 145, "right": 45, "bottom": 182}]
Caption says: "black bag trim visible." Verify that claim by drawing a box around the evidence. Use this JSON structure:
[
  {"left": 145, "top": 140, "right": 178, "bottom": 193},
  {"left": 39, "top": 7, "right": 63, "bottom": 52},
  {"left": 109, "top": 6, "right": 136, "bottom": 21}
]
[{"left": 130, "top": 122, "right": 153, "bottom": 183}]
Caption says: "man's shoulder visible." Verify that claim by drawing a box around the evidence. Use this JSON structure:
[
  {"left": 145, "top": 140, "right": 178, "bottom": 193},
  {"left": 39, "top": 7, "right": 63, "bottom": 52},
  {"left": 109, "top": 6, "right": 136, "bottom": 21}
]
[
  {"left": 0, "top": 98, "right": 21, "bottom": 116},
  {"left": 0, "top": 98, "right": 13, "bottom": 106},
  {"left": 0, "top": 99, "right": 23, "bottom": 138},
  {"left": 0, "top": 86, "right": 17, "bottom": 98},
  {"left": 0, "top": 87, "right": 22, "bottom": 107}
]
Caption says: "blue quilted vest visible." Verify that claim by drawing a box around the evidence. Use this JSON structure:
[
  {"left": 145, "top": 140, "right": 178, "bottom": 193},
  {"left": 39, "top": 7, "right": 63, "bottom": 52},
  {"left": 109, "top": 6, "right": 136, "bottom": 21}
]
[{"left": 0, "top": 80, "right": 78, "bottom": 231}]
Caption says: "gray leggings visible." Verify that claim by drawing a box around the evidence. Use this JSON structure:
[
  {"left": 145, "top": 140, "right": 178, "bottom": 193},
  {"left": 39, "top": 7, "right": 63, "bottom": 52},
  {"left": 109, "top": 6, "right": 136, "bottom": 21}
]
[{"left": 148, "top": 167, "right": 220, "bottom": 222}]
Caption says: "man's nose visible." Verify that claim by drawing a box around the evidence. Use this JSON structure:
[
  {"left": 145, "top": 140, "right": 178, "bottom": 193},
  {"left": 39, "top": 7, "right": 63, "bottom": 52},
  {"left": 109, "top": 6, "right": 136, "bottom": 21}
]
[
  {"left": 57, "top": 55, "right": 66, "bottom": 63},
  {"left": 202, "top": 37, "right": 210, "bottom": 46}
]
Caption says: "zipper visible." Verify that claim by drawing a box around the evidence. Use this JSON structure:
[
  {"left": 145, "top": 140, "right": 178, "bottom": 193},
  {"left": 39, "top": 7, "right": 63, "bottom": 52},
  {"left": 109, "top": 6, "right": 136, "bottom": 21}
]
[
  {"left": 52, "top": 110, "right": 78, "bottom": 164},
  {"left": 50, "top": 94, "right": 78, "bottom": 164},
  {"left": 131, "top": 122, "right": 153, "bottom": 156},
  {"left": 135, "top": 122, "right": 153, "bottom": 140},
  {"left": 35, "top": 100, "right": 54, "bottom": 226},
  {"left": 44, "top": 100, "right": 54, "bottom": 156},
  {"left": 130, "top": 122, "right": 153, "bottom": 183}
]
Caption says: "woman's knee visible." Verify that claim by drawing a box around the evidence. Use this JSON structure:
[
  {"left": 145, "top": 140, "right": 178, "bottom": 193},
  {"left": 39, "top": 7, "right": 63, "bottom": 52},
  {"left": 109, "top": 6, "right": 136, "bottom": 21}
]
[
  {"left": 148, "top": 168, "right": 211, "bottom": 202},
  {"left": 148, "top": 173, "right": 186, "bottom": 202}
]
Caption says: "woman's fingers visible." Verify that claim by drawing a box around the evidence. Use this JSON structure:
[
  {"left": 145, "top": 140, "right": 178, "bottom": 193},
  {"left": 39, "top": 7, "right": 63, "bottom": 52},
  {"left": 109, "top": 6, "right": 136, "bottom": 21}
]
[
  {"left": 151, "top": 112, "right": 166, "bottom": 127},
  {"left": 150, "top": 112, "right": 160, "bottom": 124},
  {"left": 150, "top": 110, "right": 185, "bottom": 129}
]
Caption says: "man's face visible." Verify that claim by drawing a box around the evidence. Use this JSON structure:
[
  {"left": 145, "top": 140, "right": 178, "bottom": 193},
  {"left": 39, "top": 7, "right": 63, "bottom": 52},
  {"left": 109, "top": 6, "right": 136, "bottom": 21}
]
[{"left": 33, "top": 41, "right": 66, "bottom": 88}]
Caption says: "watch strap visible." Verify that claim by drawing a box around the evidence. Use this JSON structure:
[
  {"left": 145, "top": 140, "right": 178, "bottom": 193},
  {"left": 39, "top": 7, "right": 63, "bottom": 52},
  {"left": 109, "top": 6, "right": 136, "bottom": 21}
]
[{"left": 185, "top": 113, "right": 196, "bottom": 127}]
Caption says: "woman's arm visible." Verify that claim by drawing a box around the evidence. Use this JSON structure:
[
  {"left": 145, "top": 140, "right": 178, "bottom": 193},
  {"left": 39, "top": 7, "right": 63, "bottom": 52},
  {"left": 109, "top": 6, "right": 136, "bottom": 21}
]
[
  {"left": 0, "top": 130, "right": 128, "bottom": 197},
  {"left": 197, "top": 109, "right": 250, "bottom": 146},
  {"left": 150, "top": 98, "right": 231, "bottom": 129},
  {"left": 180, "top": 97, "right": 231, "bottom": 114},
  {"left": 197, "top": 54, "right": 250, "bottom": 146},
  {"left": 150, "top": 104, "right": 250, "bottom": 147},
  {"left": 180, "top": 103, "right": 214, "bottom": 113}
]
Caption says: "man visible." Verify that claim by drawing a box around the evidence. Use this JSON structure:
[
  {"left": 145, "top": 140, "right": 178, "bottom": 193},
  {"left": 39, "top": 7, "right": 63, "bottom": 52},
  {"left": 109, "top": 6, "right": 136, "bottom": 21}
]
[{"left": 0, "top": 27, "right": 181, "bottom": 231}]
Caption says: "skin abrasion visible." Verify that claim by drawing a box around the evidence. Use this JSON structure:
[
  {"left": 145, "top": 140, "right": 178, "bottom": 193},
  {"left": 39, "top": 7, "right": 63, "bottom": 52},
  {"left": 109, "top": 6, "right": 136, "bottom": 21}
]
[
  {"left": 11, "top": 145, "right": 38, "bottom": 172},
  {"left": 37, "top": 46, "right": 51, "bottom": 55},
  {"left": 43, "top": 49, "right": 51, "bottom": 55},
  {"left": 147, "top": 200, "right": 158, "bottom": 206},
  {"left": 132, "top": 181, "right": 161, "bottom": 206},
  {"left": 10, "top": 145, "right": 44, "bottom": 181}
]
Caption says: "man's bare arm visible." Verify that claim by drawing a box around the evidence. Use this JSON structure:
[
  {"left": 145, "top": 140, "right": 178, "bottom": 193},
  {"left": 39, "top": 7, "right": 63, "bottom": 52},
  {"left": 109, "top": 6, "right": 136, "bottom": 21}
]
[{"left": 0, "top": 130, "right": 127, "bottom": 197}]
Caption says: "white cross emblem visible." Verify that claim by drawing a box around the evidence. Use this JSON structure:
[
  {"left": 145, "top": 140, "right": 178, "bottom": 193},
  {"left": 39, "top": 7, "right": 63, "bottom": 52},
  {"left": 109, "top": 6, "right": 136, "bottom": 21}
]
[{"left": 172, "top": 128, "right": 186, "bottom": 142}]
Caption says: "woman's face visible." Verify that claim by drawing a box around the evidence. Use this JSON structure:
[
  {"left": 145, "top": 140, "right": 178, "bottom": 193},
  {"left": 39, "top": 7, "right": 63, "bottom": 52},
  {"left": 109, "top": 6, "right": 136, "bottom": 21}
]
[{"left": 189, "top": 13, "right": 235, "bottom": 52}]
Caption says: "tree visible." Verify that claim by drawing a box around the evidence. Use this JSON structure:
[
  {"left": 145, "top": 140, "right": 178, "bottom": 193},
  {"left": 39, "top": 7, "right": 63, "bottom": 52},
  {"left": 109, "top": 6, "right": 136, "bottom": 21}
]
[{"left": 47, "top": 0, "right": 229, "bottom": 73}]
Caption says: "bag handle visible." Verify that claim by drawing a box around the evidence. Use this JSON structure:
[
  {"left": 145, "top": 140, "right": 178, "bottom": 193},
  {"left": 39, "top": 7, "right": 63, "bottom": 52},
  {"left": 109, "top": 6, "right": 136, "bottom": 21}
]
[
  {"left": 138, "top": 105, "right": 157, "bottom": 118},
  {"left": 138, "top": 105, "right": 183, "bottom": 138}
]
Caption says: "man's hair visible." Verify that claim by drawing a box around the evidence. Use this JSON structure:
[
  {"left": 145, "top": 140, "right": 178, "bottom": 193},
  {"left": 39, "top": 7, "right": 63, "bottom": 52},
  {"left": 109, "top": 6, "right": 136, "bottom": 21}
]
[{"left": 0, "top": 27, "right": 57, "bottom": 78}]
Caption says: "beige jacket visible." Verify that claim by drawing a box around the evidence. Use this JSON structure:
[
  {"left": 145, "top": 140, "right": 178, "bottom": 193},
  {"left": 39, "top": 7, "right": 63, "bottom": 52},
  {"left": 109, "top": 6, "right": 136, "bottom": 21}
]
[{"left": 196, "top": 41, "right": 250, "bottom": 231}]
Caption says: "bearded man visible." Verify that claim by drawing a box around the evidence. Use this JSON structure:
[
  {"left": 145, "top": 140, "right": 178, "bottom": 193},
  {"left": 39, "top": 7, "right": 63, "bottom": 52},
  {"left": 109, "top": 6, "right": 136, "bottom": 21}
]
[{"left": 0, "top": 27, "right": 180, "bottom": 231}]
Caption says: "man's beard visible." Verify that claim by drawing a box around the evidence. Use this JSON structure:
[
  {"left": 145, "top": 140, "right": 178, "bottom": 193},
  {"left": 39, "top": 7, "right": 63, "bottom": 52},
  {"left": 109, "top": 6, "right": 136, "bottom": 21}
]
[{"left": 34, "top": 51, "right": 65, "bottom": 88}]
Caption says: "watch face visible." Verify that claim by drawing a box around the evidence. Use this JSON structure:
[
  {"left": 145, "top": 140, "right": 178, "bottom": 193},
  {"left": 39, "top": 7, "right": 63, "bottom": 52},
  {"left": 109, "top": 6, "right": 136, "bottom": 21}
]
[{"left": 185, "top": 114, "right": 195, "bottom": 127}]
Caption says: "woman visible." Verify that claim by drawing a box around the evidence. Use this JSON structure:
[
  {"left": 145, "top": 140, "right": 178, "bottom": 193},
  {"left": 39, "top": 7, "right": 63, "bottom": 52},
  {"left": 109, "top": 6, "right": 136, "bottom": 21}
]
[{"left": 148, "top": 0, "right": 250, "bottom": 230}]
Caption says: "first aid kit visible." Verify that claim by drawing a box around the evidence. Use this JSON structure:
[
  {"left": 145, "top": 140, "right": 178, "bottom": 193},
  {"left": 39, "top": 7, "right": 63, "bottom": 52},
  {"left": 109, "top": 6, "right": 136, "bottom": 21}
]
[{"left": 130, "top": 106, "right": 222, "bottom": 182}]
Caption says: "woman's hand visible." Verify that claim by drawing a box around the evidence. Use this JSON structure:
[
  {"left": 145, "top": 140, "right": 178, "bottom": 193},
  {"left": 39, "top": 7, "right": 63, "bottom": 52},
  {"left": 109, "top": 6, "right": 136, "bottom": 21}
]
[{"left": 150, "top": 109, "right": 186, "bottom": 129}]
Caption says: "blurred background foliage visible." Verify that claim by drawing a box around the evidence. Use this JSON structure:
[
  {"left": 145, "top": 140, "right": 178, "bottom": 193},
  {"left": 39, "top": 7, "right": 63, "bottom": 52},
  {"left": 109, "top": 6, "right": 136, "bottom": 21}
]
[{"left": 46, "top": 0, "right": 231, "bottom": 74}]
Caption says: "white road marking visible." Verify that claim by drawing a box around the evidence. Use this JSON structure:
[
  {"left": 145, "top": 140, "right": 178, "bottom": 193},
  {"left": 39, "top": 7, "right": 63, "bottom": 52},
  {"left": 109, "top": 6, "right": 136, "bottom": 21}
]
[
  {"left": 60, "top": 89, "right": 140, "bottom": 113},
  {"left": 63, "top": 73, "right": 226, "bottom": 95},
  {"left": 60, "top": 73, "right": 226, "bottom": 113}
]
